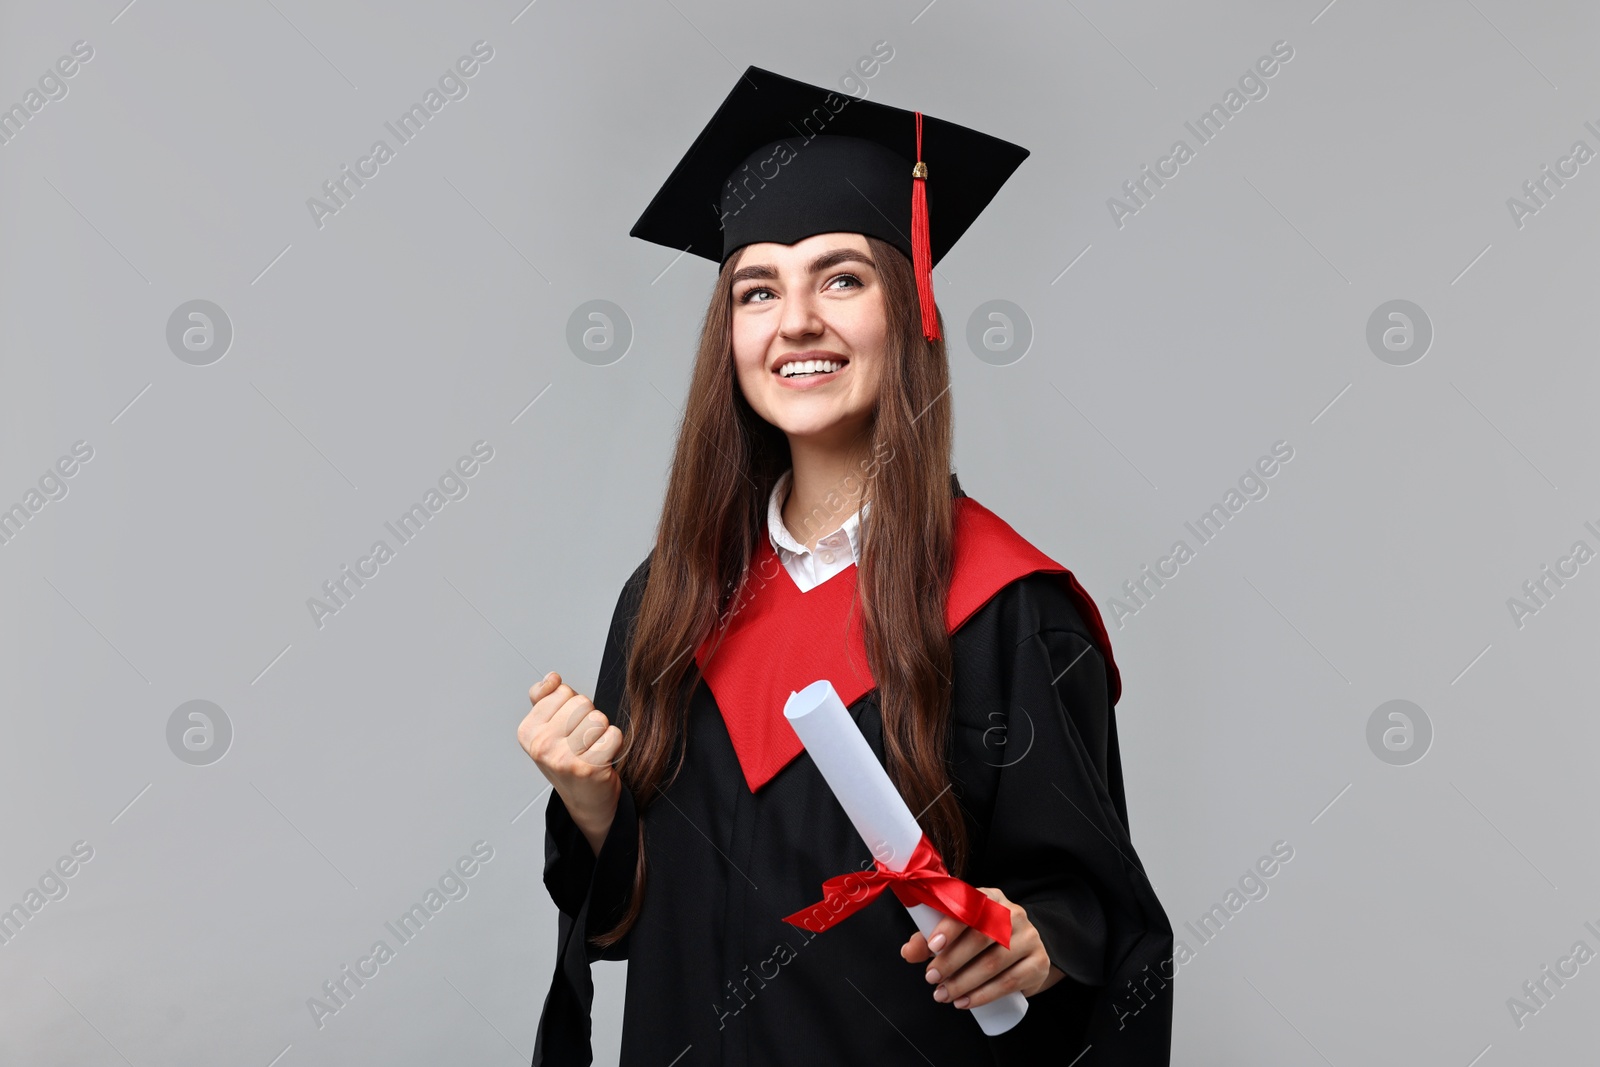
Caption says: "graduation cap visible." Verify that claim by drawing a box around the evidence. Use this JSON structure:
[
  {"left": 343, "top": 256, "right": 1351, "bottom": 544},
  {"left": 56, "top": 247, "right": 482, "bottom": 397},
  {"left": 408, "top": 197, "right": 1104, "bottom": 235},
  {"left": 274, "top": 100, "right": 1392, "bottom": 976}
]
[{"left": 629, "top": 65, "right": 1031, "bottom": 341}]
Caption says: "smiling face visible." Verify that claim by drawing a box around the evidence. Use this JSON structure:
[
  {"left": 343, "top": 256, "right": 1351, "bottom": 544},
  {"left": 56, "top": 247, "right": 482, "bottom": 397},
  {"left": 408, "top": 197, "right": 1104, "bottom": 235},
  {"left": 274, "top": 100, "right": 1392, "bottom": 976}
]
[{"left": 729, "top": 232, "right": 888, "bottom": 451}]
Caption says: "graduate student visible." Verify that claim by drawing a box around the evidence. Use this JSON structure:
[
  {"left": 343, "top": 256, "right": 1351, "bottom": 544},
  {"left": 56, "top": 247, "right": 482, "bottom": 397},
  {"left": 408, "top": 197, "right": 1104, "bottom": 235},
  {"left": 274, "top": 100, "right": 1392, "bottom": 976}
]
[{"left": 519, "top": 65, "right": 1174, "bottom": 1066}]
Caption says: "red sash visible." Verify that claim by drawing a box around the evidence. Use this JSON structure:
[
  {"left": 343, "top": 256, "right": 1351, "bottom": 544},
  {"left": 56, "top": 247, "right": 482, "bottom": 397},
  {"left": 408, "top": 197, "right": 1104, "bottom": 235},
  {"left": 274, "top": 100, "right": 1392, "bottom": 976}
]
[{"left": 692, "top": 496, "right": 1120, "bottom": 794}]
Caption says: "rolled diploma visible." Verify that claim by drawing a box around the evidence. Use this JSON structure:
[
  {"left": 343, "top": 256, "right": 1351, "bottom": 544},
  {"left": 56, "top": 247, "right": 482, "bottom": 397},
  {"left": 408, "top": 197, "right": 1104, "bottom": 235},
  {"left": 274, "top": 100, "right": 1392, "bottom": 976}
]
[{"left": 785, "top": 679, "right": 1029, "bottom": 1036}]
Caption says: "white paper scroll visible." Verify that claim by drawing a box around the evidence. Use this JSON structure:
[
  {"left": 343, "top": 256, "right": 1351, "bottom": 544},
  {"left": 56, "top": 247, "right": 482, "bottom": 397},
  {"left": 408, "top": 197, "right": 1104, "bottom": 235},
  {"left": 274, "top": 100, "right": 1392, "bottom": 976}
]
[{"left": 784, "top": 679, "right": 1029, "bottom": 1036}]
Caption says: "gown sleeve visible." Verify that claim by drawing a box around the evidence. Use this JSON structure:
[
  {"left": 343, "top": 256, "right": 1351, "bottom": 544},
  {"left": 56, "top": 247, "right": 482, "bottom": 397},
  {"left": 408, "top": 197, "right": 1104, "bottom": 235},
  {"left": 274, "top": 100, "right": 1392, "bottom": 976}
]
[
  {"left": 532, "top": 557, "right": 650, "bottom": 1066},
  {"left": 967, "top": 572, "right": 1175, "bottom": 1066},
  {"left": 996, "top": 633, "right": 1110, "bottom": 978}
]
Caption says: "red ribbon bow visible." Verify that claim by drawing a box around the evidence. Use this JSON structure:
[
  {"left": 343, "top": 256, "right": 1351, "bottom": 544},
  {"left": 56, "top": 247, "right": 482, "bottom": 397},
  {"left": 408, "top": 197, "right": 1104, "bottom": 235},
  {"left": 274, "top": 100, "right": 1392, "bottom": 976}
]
[{"left": 780, "top": 832, "right": 1012, "bottom": 950}]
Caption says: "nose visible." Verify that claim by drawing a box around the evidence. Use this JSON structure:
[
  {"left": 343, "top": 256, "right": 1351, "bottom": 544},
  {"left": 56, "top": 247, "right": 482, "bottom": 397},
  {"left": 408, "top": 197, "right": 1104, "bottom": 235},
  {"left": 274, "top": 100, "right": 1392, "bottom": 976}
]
[{"left": 777, "top": 284, "right": 825, "bottom": 341}]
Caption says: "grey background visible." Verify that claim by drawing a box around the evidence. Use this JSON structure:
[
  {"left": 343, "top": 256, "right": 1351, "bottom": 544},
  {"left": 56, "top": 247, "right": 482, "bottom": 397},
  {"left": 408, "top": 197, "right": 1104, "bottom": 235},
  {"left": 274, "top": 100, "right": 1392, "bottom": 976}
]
[{"left": 1, "top": 0, "right": 1595, "bottom": 1064}]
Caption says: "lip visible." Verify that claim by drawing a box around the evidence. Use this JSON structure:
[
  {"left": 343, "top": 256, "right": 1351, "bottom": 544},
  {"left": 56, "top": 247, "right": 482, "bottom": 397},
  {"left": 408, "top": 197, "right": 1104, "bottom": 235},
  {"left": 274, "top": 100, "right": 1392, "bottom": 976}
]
[
  {"left": 772, "top": 350, "right": 849, "bottom": 374},
  {"left": 775, "top": 363, "right": 847, "bottom": 389},
  {"left": 772, "top": 351, "right": 849, "bottom": 389}
]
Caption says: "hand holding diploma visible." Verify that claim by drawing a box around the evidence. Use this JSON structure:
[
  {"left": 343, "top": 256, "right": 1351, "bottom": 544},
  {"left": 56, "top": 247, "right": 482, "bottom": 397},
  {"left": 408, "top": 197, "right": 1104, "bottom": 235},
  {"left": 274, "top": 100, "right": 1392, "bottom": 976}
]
[
  {"left": 779, "top": 680, "right": 1034, "bottom": 1035},
  {"left": 899, "top": 888, "right": 1067, "bottom": 1010}
]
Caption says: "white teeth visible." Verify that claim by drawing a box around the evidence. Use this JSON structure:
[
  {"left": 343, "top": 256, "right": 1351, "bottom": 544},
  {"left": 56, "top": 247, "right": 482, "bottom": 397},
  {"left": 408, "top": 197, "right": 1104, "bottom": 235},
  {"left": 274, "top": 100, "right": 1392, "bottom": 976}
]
[{"left": 780, "top": 360, "right": 843, "bottom": 378}]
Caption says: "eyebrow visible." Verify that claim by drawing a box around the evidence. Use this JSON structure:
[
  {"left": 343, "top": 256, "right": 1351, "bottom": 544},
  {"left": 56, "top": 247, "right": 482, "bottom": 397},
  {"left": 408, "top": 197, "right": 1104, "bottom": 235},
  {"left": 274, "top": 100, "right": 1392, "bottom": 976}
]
[{"left": 730, "top": 247, "right": 876, "bottom": 285}]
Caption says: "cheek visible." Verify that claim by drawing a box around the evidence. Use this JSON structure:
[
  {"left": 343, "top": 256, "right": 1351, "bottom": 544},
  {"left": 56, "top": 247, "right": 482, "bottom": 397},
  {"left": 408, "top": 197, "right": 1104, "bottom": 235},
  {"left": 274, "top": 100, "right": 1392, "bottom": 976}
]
[
  {"left": 837, "top": 298, "right": 887, "bottom": 359},
  {"left": 837, "top": 312, "right": 886, "bottom": 394},
  {"left": 730, "top": 318, "right": 757, "bottom": 365},
  {"left": 856, "top": 358, "right": 884, "bottom": 402},
  {"left": 730, "top": 317, "right": 770, "bottom": 390}
]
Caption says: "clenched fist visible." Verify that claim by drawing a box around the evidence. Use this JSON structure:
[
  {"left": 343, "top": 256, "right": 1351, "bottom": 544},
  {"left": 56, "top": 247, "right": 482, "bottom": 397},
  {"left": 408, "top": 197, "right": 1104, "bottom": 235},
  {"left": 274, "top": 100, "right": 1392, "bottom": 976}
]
[{"left": 518, "top": 671, "right": 624, "bottom": 856}]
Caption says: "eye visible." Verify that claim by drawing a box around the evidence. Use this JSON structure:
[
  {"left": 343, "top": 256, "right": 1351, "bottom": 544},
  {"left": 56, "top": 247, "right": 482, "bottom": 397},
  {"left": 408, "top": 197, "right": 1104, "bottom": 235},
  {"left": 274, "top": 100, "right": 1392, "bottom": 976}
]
[
  {"left": 737, "top": 286, "right": 774, "bottom": 305},
  {"left": 826, "top": 273, "right": 863, "bottom": 292}
]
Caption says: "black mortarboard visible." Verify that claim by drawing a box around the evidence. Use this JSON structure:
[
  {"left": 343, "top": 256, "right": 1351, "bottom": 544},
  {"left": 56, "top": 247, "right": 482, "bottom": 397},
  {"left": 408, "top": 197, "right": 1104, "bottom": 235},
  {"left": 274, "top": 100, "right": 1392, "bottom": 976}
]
[{"left": 629, "top": 65, "right": 1030, "bottom": 341}]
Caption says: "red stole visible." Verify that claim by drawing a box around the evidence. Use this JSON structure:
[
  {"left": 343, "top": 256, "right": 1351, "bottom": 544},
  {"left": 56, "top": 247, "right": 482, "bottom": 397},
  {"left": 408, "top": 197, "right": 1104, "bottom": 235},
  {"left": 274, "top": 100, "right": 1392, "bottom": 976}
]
[{"left": 692, "top": 496, "right": 1121, "bottom": 794}]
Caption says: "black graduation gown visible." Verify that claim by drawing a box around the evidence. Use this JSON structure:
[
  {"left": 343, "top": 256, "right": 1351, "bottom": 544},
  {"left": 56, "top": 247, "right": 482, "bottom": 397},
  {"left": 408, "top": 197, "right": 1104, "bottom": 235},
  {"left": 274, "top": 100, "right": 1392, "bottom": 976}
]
[{"left": 533, "top": 537, "right": 1174, "bottom": 1065}]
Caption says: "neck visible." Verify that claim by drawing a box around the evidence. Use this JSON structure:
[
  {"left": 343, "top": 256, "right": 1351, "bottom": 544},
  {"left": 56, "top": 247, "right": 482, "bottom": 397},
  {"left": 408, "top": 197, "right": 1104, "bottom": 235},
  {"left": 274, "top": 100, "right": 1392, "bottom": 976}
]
[{"left": 782, "top": 434, "right": 872, "bottom": 553}]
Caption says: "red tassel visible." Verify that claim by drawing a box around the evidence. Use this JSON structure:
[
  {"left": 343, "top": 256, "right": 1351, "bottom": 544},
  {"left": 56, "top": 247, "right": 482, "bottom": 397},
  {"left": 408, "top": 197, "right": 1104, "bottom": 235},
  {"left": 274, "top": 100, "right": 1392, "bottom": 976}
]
[{"left": 911, "top": 111, "right": 940, "bottom": 342}]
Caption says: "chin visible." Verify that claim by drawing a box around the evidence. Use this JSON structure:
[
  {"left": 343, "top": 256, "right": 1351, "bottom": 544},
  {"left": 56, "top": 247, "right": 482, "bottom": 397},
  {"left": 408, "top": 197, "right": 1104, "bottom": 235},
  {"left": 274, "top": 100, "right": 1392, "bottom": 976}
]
[
  {"left": 768, "top": 409, "right": 866, "bottom": 444},
  {"left": 770, "top": 417, "right": 839, "bottom": 439}
]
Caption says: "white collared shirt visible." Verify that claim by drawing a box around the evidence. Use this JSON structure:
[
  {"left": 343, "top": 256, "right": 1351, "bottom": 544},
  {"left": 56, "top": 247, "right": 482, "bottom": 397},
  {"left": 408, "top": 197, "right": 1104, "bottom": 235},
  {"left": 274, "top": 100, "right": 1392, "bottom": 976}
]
[{"left": 766, "top": 469, "right": 870, "bottom": 593}]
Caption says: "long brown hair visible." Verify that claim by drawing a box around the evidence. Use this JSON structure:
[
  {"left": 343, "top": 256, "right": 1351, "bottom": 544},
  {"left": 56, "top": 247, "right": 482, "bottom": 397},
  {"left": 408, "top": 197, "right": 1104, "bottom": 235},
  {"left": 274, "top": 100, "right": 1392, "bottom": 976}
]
[{"left": 593, "top": 235, "right": 967, "bottom": 948}]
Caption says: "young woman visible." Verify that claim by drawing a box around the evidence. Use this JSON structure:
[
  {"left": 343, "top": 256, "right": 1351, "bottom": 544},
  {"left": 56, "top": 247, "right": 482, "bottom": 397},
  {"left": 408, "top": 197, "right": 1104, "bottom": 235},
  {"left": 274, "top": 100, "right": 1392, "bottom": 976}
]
[{"left": 520, "top": 67, "right": 1173, "bottom": 1066}]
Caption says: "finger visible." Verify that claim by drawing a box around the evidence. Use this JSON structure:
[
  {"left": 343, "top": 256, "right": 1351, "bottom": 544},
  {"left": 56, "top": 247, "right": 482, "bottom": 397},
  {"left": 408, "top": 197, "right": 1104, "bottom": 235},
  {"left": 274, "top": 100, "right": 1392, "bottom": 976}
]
[
  {"left": 936, "top": 941, "right": 1017, "bottom": 1003},
  {"left": 528, "top": 671, "right": 560, "bottom": 705},
  {"left": 529, "top": 682, "right": 578, "bottom": 727},
  {"left": 924, "top": 914, "right": 965, "bottom": 955},
  {"left": 950, "top": 956, "right": 1038, "bottom": 1010},
  {"left": 927, "top": 922, "right": 990, "bottom": 980},
  {"left": 516, "top": 688, "right": 559, "bottom": 754},
  {"left": 565, "top": 708, "right": 608, "bottom": 755},
  {"left": 901, "top": 931, "right": 930, "bottom": 963},
  {"left": 578, "top": 724, "right": 623, "bottom": 765},
  {"left": 556, "top": 695, "right": 599, "bottom": 739},
  {"left": 933, "top": 887, "right": 1015, "bottom": 975},
  {"left": 918, "top": 914, "right": 971, "bottom": 981}
]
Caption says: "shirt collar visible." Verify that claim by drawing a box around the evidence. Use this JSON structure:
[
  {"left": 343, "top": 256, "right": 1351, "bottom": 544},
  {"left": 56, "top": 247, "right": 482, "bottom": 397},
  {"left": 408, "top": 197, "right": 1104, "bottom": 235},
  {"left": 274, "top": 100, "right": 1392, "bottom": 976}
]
[{"left": 766, "top": 468, "right": 869, "bottom": 564}]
